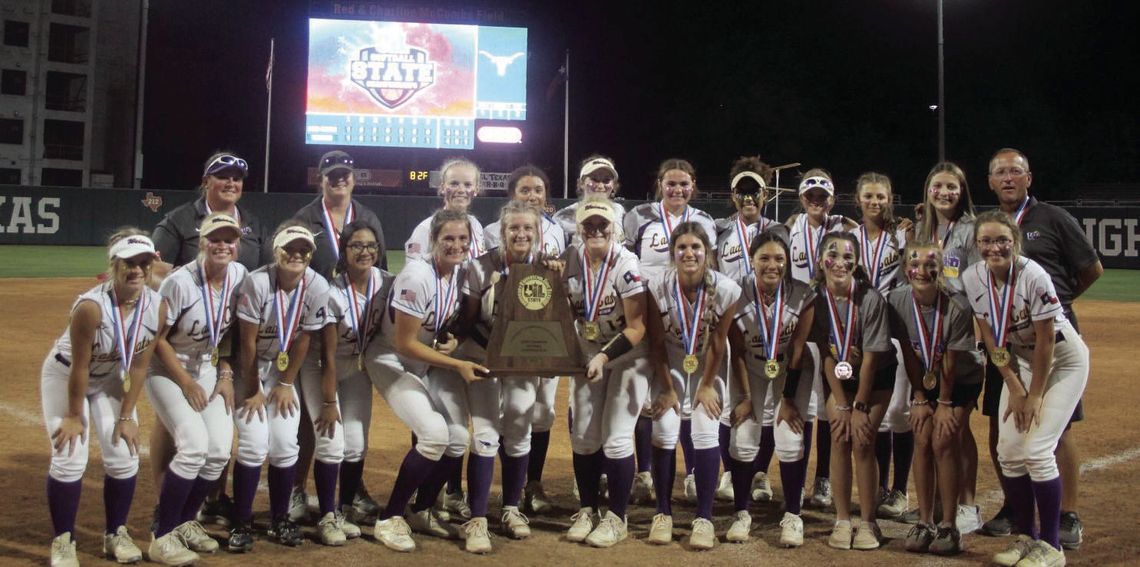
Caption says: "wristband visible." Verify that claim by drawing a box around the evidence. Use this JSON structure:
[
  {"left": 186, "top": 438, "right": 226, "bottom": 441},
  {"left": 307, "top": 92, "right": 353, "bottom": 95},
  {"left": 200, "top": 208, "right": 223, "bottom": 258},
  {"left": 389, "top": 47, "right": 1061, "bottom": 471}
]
[
  {"left": 853, "top": 401, "right": 869, "bottom": 413},
  {"left": 936, "top": 399, "right": 953, "bottom": 406},
  {"left": 834, "top": 405, "right": 852, "bottom": 412},
  {"left": 782, "top": 366, "right": 802, "bottom": 399},
  {"left": 600, "top": 333, "right": 633, "bottom": 361},
  {"left": 275, "top": 382, "right": 294, "bottom": 388},
  {"left": 322, "top": 400, "right": 337, "bottom": 406},
  {"left": 909, "top": 398, "right": 931, "bottom": 408}
]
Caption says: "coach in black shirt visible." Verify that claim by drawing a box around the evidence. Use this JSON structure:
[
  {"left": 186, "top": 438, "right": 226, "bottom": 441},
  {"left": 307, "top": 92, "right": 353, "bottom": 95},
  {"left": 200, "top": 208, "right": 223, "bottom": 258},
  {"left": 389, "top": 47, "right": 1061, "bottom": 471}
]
[
  {"left": 980, "top": 147, "right": 1102, "bottom": 548},
  {"left": 291, "top": 150, "right": 388, "bottom": 279}
]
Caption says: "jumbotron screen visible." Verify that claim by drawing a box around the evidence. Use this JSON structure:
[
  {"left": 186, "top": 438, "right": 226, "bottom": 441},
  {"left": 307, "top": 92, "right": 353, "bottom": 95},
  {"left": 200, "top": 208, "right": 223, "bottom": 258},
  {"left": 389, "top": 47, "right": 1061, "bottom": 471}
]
[{"left": 305, "top": 18, "right": 527, "bottom": 150}]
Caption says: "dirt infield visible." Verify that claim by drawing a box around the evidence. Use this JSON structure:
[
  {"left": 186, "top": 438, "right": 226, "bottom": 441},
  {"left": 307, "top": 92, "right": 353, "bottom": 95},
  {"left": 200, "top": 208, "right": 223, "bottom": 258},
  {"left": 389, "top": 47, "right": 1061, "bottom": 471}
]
[{"left": 2, "top": 277, "right": 1137, "bottom": 566}]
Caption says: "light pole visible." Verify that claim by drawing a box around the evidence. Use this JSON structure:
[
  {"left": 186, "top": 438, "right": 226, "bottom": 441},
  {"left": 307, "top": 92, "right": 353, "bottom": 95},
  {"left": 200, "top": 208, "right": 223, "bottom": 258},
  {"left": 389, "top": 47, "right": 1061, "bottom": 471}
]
[{"left": 937, "top": 0, "right": 946, "bottom": 161}]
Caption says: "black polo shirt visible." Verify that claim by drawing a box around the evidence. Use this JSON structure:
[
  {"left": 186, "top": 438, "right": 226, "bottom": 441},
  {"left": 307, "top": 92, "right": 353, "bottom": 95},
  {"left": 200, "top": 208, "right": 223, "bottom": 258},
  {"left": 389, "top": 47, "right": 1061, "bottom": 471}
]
[
  {"left": 290, "top": 197, "right": 388, "bottom": 279},
  {"left": 151, "top": 196, "right": 269, "bottom": 271},
  {"left": 1018, "top": 196, "right": 1099, "bottom": 308}
]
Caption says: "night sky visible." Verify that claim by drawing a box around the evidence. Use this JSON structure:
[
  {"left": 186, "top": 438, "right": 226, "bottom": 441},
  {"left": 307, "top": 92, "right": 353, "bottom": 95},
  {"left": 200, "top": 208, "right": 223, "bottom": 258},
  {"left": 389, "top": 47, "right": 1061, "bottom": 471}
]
[{"left": 141, "top": 0, "right": 1138, "bottom": 205}]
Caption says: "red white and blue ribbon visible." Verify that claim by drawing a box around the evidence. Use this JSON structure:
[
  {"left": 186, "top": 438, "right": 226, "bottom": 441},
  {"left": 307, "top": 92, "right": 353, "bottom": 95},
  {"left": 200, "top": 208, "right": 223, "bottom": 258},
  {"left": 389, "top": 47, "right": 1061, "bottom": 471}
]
[
  {"left": 320, "top": 199, "right": 355, "bottom": 261},
  {"left": 800, "top": 215, "right": 828, "bottom": 276},
  {"left": 344, "top": 268, "right": 377, "bottom": 354},
  {"left": 658, "top": 202, "right": 691, "bottom": 244},
  {"left": 823, "top": 280, "right": 857, "bottom": 364},
  {"left": 274, "top": 273, "right": 307, "bottom": 357},
  {"left": 109, "top": 287, "right": 148, "bottom": 380},
  {"left": 673, "top": 273, "right": 708, "bottom": 359},
  {"left": 1012, "top": 196, "right": 1030, "bottom": 226},
  {"left": 580, "top": 243, "right": 616, "bottom": 323},
  {"left": 198, "top": 262, "right": 232, "bottom": 354},
  {"left": 936, "top": 220, "right": 956, "bottom": 250},
  {"left": 468, "top": 217, "right": 482, "bottom": 259},
  {"left": 986, "top": 261, "right": 1017, "bottom": 350},
  {"left": 735, "top": 215, "right": 754, "bottom": 276},
  {"left": 911, "top": 292, "right": 945, "bottom": 375},
  {"left": 432, "top": 261, "right": 460, "bottom": 336},
  {"left": 753, "top": 279, "right": 785, "bottom": 361},
  {"left": 860, "top": 225, "right": 889, "bottom": 289}
]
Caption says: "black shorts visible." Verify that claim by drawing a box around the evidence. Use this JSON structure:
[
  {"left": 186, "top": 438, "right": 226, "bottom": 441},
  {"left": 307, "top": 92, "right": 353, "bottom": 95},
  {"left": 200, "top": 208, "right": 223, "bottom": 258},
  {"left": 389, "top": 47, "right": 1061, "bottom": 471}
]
[
  {"left": 836, "top": 362, "right": 897, "bottom": 395},
  {"left": 918, "top": 380, "right": 983, "bottom": 409}
]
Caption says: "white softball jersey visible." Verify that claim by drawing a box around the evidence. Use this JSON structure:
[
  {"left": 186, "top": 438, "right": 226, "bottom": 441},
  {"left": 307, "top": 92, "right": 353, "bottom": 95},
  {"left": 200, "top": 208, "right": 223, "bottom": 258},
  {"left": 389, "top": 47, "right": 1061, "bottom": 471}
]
[
  {"left": 623, "top": 202, "right": 717, "bottom": 285},
  {"left": 404, "top": 213, "right": 486, "bottom": 262}
]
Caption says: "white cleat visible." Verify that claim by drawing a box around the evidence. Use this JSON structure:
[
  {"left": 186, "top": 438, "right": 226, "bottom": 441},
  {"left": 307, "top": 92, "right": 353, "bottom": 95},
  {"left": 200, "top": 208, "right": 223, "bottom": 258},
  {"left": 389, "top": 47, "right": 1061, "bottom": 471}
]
[
  {"left": 647, "top": 513, "right": 673, "bottom": 545},
  {"left": 51, "top": 532, "right": 79, "bottom": 567},
  {"left": 726, "top": 511, "right": 751, "bottom": 543},
  {"left": 103, "top": 526, "right": 143, "bottom": 564},
  {"left": 566, "top": 507, "right": 595, "bottom": 542},
  {"left": 317, "top": 512, "right": 347, "bottom": 546},
  {"left": 715, "top": 471, "right": 734, "bottom": 502},
  {"left": 779, "top": 512, "right": 804, "bottom": 548},
  {"left": 147, "top": 531, "right": 198, "bottom": 567},
  {"left": 585, "top": 511, "right": 627, "bottom": 548},
  {"left": 501, "top": 506, "right": 531, "bottom": 539},
  {"left": 373, "top": 516, "right": 416, "bottom": 552},
  {"left": 689, "top": 518, "right": 715, "bottom": 550},
  {"left": 462, "top": 517, "right": 492, "bottom": 554},
  {"left": 751, "top": 471, "right": 773, "bottom": 502}
]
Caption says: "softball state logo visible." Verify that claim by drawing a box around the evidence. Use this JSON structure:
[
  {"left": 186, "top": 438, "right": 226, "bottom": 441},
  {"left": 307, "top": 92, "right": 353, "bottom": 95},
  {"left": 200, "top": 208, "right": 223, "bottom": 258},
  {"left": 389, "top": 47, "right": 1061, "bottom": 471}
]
[
  {"left": 350, "top": 46, "right": 436, "bottom": 109},
  {"left": 518, "top": 275, "right": 552, "bottom": 311}
]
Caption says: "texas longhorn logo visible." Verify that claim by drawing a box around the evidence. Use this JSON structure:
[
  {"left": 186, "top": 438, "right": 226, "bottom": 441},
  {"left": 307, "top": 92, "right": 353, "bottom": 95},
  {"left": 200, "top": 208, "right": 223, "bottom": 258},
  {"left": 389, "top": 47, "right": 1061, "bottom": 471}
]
[{"left": 350, "top": 46, "right": 436, "bottom": 109}]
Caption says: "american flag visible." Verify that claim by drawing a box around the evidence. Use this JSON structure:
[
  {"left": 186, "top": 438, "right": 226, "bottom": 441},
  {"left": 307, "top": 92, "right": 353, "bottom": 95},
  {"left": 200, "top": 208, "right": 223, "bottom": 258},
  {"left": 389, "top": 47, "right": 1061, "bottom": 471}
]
[
  {"left": 399, "top": 289, "right": 417, "bottom": 302},
  {"left": 406, "top": 242, "right": 421, "bottom": 254}
]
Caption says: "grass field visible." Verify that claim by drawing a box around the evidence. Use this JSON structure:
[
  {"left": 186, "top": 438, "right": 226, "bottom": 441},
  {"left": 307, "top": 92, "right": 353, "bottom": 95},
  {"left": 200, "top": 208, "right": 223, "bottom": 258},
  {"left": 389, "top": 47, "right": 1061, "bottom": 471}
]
[{"left": 0, "top": 245, "right": 1135, "bottom": 302}]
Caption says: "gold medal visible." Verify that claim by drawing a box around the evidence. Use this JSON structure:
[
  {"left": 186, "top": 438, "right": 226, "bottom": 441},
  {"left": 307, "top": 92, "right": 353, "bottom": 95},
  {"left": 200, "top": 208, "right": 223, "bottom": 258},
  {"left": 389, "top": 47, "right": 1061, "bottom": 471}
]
[
  {"left": 276, "top": 351, "right": 290, "bottom": 372},
  {"left": 583, "top": 321, "right": 600, "bottom": 341},
  {"left": 357, "top": 353, "right": 365, "bottom": 373},
  {"left": 765, "top": 359, "right": 781, "bottom": 380},
  {"left": 922, "top": 370, "right": 938, "bottom": 391},
  {"left": 683, "top": 354, "right": 699, "bottom": 375},
  {"left": 122, "top": 371, "right": 131, "bottom": 393},
  {"left": 211, "top": 347, "right": 220, "bottom": 367},
  {"left": 990, "top": 347, "right": 1010, "bottom": 368}
]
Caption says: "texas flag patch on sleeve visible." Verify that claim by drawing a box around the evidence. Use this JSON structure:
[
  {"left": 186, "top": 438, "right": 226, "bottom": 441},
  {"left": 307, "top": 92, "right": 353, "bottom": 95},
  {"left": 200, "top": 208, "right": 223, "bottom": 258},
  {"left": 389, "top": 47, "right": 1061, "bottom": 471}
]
[
  {"left": 406, "top": 242, "right": 421, "bottom": 254},
  {"left": 623, "top": 271, "right": 641, "bottom": 284}
]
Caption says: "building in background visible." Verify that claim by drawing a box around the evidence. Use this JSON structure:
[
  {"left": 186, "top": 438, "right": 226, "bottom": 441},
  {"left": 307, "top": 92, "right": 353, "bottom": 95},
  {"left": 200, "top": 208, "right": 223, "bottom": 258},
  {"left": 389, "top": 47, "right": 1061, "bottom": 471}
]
[{"left": 0, "top": 0, "right": 140, "bottom": 187}]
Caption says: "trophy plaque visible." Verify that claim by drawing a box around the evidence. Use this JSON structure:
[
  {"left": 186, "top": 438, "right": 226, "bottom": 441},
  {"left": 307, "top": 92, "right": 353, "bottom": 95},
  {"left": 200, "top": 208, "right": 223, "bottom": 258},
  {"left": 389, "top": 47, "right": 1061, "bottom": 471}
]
[{"left": 486, "top": 263, "right": 585, "bottom": 376}]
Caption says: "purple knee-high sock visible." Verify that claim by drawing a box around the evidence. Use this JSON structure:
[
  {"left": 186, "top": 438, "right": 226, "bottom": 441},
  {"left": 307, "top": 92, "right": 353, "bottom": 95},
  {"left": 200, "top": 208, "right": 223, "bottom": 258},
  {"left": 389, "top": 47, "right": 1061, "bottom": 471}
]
[
  {"left": 1033, "top": 477, "right": 1063, "bottom": 549},
  {"left": 652, "top": 447, "right": 676, "bottom": 515},
  {"left": 718, "top": 423, "right": 732, "bottom": 470},
  {"left": 815, "top": 419, "right": 831, "bottom": 479},
  {"left": 181, "top": 476, "right": 214, "bottom": 524},
  {"left": 606, "top": 455, "right": 635, "bottom": 518},
  {"left": 694, "top": 448, "right": 720, "bottom": 520},
  {"left": 875, "top": 431, "right": 893, "bottom": 491},
  {"left": 528, "top": 431, "right": 550, "bottom": 482},
  {"left": 446, "top": 454, "right": 465, "bottom": 495},
  {"left": 103, "top": 475, "right": 136, "bottom": 533},
  {"left": 730, "top": 457, "right": 753, "bottom": 512},
  {"left": 47, "top": 477, "right": 82, "bottom": 537},
  {"left": 1004, "top": 474, "right": 1039, "bottom": 540},
  {"left": 267, "top": 464, "right": 296, "bottom": 523},
  {"left": 412, "top": 454, "right": 461, "bottom": 512},
  {"left": 338, "top": 460, "right": 365, "bottom": 511},
  {"left": 156, "top": 471, "right": 195, "bottom": 536},
  {"left": 501, "top": 452, "right": 529, "bottom": 508},
  {"left": 800, "top": 421, "right": 814, "bottom": 480},
  {"left": 313, "top": 461, "right": 339, "bottom": 516},
  {"left": 381, "top": 450, "right": 438, "bottom": 520},
  {"left": 572, "top": 451, "right": 603, "bottom": 509},
  {"left": 780, "top": 457, "right": 808, "bottom": 515},
  {"left": 635, "top": 416, "right": 653, "bottom": 473},
  {"left": 755, "top": 425, "right": 776, "bottom": 475},
  {"left": 892, "top": 431, "right": 914, "bottom": 494},
  {"left": 467, "top": 455, "right": 495, "bottom": 518},
  {"left": 679, "top": 420, "right": 696, "bottom": 475},
  {"left": 232, "top": 463, "right": 261, "bottom": 524}
]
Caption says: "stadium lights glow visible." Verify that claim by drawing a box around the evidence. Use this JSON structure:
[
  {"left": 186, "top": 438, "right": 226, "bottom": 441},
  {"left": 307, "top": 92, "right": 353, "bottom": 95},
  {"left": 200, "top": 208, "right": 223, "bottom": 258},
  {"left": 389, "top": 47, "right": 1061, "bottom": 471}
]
[{"left": 477, "top": 126, "right": 523, "bottom": 144}]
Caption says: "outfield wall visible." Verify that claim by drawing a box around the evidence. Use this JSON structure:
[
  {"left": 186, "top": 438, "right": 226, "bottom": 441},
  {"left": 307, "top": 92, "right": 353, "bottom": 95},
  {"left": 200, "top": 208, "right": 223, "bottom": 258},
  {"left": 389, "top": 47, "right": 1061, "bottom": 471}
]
[{"left": 1, "top": 186, "right": 1136, "bottom": 269}]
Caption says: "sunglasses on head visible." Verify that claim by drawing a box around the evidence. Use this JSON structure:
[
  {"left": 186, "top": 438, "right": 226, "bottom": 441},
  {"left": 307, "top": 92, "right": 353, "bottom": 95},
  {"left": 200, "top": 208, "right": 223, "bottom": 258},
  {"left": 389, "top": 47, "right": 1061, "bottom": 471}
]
[
  {"left": 204, "top": 154, "right": 248, "bottom": 177},
  {"left": 800, "top": 177, "right": 833, "bottom": 191},
  {"left": 322, "top": 155, "right": 354, "bottom": 169}
]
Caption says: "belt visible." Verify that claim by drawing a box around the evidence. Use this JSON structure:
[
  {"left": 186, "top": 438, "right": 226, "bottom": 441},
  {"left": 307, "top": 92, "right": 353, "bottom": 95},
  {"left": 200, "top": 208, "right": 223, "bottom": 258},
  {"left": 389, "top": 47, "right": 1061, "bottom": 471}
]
[
  {"left": 54, "top": 352, "right": 71, "bottom": 367},
  {"left": 1019, "top": 330, "right": 1066, "bottom": 350}
]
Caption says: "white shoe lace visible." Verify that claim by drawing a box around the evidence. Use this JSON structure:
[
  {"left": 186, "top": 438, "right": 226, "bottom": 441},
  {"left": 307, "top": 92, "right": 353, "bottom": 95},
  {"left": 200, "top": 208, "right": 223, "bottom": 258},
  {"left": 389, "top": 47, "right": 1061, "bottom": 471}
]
[{"left": 502, "top": 508, "right": 529, "bottom": 528}]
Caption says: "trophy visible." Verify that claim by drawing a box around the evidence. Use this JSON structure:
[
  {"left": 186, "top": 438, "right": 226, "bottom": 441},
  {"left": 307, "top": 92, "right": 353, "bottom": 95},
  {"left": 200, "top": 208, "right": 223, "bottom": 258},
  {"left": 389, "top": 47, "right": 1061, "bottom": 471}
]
[{"left": 485, "top": 263, "right": 586, "bottom": 376}]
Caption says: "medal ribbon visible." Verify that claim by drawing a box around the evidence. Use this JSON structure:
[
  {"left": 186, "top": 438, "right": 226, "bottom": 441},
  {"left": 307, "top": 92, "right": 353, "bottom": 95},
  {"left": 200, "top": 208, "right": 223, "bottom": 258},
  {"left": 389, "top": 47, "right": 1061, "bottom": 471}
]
[
  {"left": 911, "top": 292, "right": 944, "bottom": 374},
  {"left": 198, "top": 262, "right": 232, "bottom": 353},
  {"left": 860, "top": 225, "right": 889, "bottom": 289},
  {"left": 801, "top": 215, "right": 827, "bottom": 275},
  {"left": 344, "top": 268, "right": 377, "bottom": 355},
  {"left": 673, "top": 274, "right": 707, "bottom": 358},
  {"left": 1013, "top": 196, "right": 1030, "bottom": 226},
  {"left": 823, "top": 280, "right": 857, "bottom": 363},
  {"left": 274, "top": 274, "right": 307, "bottom": 357},
  {"left": 468, "top": 223, "right": 481, "bottom": 259},
  {"left": 432, "top": 261, "right": 460, "bottom": 335},
  {"left": 580, "top": 244, "right": 616, "bottom": 323},
  {"left": 109, "top": 287, "right": 147, "bottom": 378},
  {"left": 936, "top": 220, "right": 956, "bottom": 250},
  {"left": 320, "top": 200, "right": 355, "bottom": 261},
  {"left": 658, "top": 202, "right": 691, "bottom": 245},
  {"left": 986, "top": 261, "right": 1017, "bottom": 350},
  {"left": 735, "top": 215, "right": 754, "bottom": 276},
  {"left": 753, "top": 279, "right": 784, "bottom": 361}
]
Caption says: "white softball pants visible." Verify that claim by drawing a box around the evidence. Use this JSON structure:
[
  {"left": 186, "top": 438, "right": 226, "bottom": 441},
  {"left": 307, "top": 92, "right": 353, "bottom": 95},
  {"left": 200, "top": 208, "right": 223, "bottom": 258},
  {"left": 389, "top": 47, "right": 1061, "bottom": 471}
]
[
  {"left": 531, "top": 376, "right": 560, "bottom": 433},
  {"left": 365, "top": 350, "right": 460, "bottom": 461},
  {"left": 569, "top": 347, "right": 651, "bottom": 458},
  {"left": 879, "top": 340, "right": 912, "bottom": 434},
  {"left": 729, "top": 349, "right": 817, "bottom": 463},
  {"left": 299, "top": 353, "right": 371, "bottom": 465},
  {"left": 998, "top": 326, "right": 1088, "bottom": 482},
  {"left": 234, "top": 359, "right": 301, "bottom": 468},
  {"left": 147, "top": 360, "right": 232, "bottom": 480},
  {"left": 652, "top": 370, "right": 725, "bottom": 451},
  {"left": 41, "top": 355, "right": 138, "bottom": 482}
]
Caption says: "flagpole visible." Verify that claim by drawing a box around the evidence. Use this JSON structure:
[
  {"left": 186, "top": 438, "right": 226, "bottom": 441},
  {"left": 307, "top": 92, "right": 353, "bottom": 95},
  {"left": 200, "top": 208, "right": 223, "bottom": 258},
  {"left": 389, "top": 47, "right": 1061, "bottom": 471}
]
[
  {"left": 562, "top": 49, "right": 570, "bottom": 199},
  {"left": 263, "top": 38, "right": 275, "bottom": 194}
]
